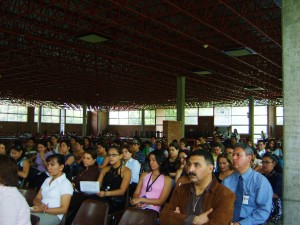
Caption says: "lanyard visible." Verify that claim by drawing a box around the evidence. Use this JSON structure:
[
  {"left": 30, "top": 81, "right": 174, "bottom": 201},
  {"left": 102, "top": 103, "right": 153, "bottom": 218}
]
[{"left": 146, "top": 172, "right": 161, "bottom": 192}]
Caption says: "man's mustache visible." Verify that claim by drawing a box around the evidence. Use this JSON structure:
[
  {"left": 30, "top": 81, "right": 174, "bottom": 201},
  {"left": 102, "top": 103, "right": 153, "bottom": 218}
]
[{"left": 188, "top": 172, "right": 196, "bottom": 176}]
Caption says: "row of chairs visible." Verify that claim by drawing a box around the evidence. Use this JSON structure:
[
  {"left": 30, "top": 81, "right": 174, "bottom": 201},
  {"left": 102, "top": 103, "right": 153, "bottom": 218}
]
[{"left": 19, "top": 188, "right": 158, "bottom": 225}]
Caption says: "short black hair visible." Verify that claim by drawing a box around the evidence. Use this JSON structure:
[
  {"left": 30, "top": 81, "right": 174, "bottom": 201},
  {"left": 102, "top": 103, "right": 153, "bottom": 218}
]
[{"left": 188, "top": 150, "right": 214, "bottom": 166}]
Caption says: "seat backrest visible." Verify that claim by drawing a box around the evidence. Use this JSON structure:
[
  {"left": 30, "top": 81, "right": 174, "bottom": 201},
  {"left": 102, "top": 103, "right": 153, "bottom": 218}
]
[
  {"left": 30, "top": 214, "right": 40, "bottom": 225},
  {"left": 117, "top": 207, "right": 157, "bottom": 225},
  {"left": 19, "top": 188, "right": 37, "bottom": 206},
  {"left": 71, "top": 199, "right": 109, "bottom": 225}
]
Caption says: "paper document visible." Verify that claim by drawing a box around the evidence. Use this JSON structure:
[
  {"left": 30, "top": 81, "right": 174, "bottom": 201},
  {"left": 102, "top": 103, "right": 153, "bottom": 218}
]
[{"left": 80, "top": 181, "right": 100, "bottom": 195}]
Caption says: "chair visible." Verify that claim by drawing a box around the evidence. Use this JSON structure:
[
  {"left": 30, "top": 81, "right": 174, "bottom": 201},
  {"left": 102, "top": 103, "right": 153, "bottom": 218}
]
[
  {"left": 30, "top": 214, "right": 40, "bottom": 225},
  {"left": 19, "top": 188, "right": 37, "bottom": 206},
  {"left": 117, "top": 207, "right": 157, "bottom": 225},
  {"left": 71, "top": 199, "right": 109, "bottom": 225}
]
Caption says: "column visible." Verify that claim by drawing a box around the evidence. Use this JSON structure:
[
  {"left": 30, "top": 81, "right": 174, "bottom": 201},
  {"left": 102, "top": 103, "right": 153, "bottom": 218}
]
[
  {"left": 282, "top": 1, "right": 300, "bottom": 224},
  {"left": 177, "top": 76, "right": 185, "bottom": 137},
  {"left": 82, "top": 104, "right": 87, "bottom": 136},
  {"left": 248, "top": 96, "right": 254, "bottom": 142},
  {"left": 37, "top": 106, "right": 42, "bottom": 134}
]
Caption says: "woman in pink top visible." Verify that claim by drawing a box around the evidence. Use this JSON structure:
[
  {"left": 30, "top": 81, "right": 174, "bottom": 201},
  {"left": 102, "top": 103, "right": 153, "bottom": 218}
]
[{"left": 131, "top": 150, "right": 172, "bottom": 213}]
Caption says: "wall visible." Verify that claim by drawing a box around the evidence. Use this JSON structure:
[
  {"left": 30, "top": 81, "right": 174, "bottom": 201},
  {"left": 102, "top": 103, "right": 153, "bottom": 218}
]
[{"left": 163, "top": 121, "right": 182, "bottom": 145}]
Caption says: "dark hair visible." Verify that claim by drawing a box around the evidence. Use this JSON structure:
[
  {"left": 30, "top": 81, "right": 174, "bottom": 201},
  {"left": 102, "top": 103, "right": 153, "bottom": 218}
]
[
  {"left": 60, "top": 140, "right": 70, "bottom": 147},
  {"left": 188, "top": 150, "right": 214, "bottom": 166},
  {"left": 0, "top": 155, "right": 19, "bottom": 186},
  {"left": 262, "top": 152, "right": 282, "bottom": 173},
  {"left": 75, "top": 139, "right": 83, "bottom": 146},
  {"left": 51, "top": 135, "right": 58, "bottom": 139},
  {"left": 37, "top": 140, "right": 47, "bottom": 148},
  {"left": 257, "top": 140, "right": 265, "bottom": 144},
  {"left": 84, "top": 149, "right": 98, "bottom": 160},
  {"left": 122, "top": 144, "right": 134, "bottom": 154},
  {"left": 27, "top": 137, "right": 35, "bottom": 142},
  {"left": 10, "top": 143, "right": 25, "bottom": 161},
  {"left": 213, "top": 142, "right": 222, "bottom": 148},
  {"left": 268, "top": 139, "right": 278, "bottom": 150},
  {"left": 0, "top": 142, "right": 7, "bottom": 155},
  {"left": 200, "top": 143, "right": 210, "bottom": 152},
  {"left": 217, "top": 153, "right": 233, "bottom": 170},
  {"left": 169, "top": 142, "right": 180, "bottom": 150},
  {"left": 46, "top": 154, "right": 65, "bottom": 165},
  {"left": 109, "top": 145, "right": 122, "bottom": 155},
  {"left": 179, "top": 138, "right": 187, "bottom": 145},
  {"left": 149, "top": 150, "right": 168, "bottom": 175}
]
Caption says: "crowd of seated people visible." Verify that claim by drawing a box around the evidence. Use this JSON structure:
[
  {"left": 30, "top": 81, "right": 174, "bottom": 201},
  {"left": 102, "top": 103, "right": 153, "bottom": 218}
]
[{"left": 0, "top": 132, "right": 284, "bottom": 225}]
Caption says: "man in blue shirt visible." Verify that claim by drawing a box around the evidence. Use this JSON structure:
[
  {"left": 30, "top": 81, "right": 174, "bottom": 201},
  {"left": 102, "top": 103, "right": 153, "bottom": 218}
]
[{"left": 223, "top": 143, "right": 272, "bottom": 225}]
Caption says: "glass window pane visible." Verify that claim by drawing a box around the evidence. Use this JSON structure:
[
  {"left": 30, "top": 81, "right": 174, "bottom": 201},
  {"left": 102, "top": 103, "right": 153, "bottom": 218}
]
[
  {"left": 52, "top": 109, "right": 60, "bottom": 116},
  {"left": 0, "top": 105, "right": 8, "bottom": 113},
  {"left": 145, "top": 118, "right": 155, "bottom": 125},
  {"left": 129, "top": 111, "right": 140, "bottom": 118},
  {"left": 165, "top": 116, "right": 177, "bottom": 121},
  {"left": 18, "top": 107, "right": 27, "bottom": 114},
  {"left": 156, "top": 109, "right": 165, "bottom": 117},
  {"left": 214, "top": 107, "right": 231, "bottom": 126},
  {"left": 73, "top": 111, "right": 82, "bottom": 117},
  {"left": 18, "top": 114, "right": 27, "bottom": 122},
  {"left": 165, "top": 109, "right": 177, "bottom": 117},
  {"left": 276, "top": 107, "right": 283, "bottom": 117},
  {"left": 109, "top": 111, "right": 118, "bottom": 118},
  {"left": 185, "top": 117, "right": 198, "bottom": 125},
  {"left": 185, "top": 108, "right": 198, "bottom": 116},
  {"left": 119, "top": 118, "right": 128, "bottom": 125},
  {"left": 231, "top": 125, "right": 249, "bottom": 134},
  {"left": 254, "top": 126, "right": 267, "bottom": 134},
  {"left": 231, "top": 107, "right": 249, "bottom": 115},
  {"left": 8, "top": 114, "right": 17, "bottom": 121},
  {"left": 119, "top": 111, "right": 128, "bottom": 119},
  {"left": 156, "top": 125, "right": 163, "bottom": 132},
  {"left": 276, "top": 117, "right": 283, "bottom": 125},
  {"left": 254, "top": 116, "right": 267, "bottom": 125},
  {"left": 66, "top": 110, "right": 73, "bottom": 116},
  {"left": 0, "top": 114, "right": 7, "bottom": 121},
  {"left": 199, "top": 108, "right": 213, "bottom": 116},
  {"left": 232, "top": 116, "right": 249, "bottom": 125},
  {"left": 66, "top": 117, "right": 73, "bottom": 123},
  {"left": 43, "top": 108, "right": 52, "bottom": 115},
  {"left": 109, "top": 119, "right": 118, "bottom": 125},
  {"left": 254, "top": 106, "right": 267, "bottom": 115},
  {"left": 52, "top": 117, "right": 60, "bottom": 123},
  {"left": 9, "top": 106, "right": 18, "bottom": 113},
  {"left": 129, "top": 118, "right": 141, "bottom": 125}
]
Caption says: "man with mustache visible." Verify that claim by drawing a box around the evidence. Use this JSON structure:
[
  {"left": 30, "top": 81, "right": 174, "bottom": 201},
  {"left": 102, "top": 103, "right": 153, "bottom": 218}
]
[
  {"left": 160, "top": 150, "right": 235, "bottom": 225},
  {"left": 223, "top": 143, "right": 273, "bottom": 225}
]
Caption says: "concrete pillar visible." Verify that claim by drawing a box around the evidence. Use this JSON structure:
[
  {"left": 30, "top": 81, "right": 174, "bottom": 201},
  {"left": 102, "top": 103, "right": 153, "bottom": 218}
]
[
  {"left": 177, "top": 76, "right": 185, "bottom": 137},
  {"left": 248, "top": 96, "right": 254, "bottom": 142},
  {"left": 282, "top": 1, "right": 300, "bottom": 224},
  {"left": 82, "top": 104, "right": 87, "bottom": 136},
  {"left": 60, "top": 109, "right": 65, "bottom": 135},
  {"left": 141, "top": 109, "right": 145, "bottom": 137},
  {"left": 37, "top": 106, "right": 42, "bottom": 134}
]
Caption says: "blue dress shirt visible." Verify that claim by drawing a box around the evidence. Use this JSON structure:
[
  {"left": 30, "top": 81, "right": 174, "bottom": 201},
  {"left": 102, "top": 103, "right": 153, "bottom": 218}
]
[{"left": 223, "top": 168, "right": 273, "bottom": 225}]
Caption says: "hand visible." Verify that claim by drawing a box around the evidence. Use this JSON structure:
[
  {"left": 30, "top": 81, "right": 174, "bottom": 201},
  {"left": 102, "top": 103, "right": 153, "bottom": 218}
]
[
  {"left": 193, "top": 208, "right": 213, "bottom": 225},
  {"left": 174, "top": 207, "right": 181, "bottom": 214},
  {"left": 97, "top": 191, "right": 105, "bottom": 197},
  {"left": 41, "top": 203, "right": 49, "bottom": 212},
  {"left": 130, "top": 197, "right": 143, "bottom": 206}
]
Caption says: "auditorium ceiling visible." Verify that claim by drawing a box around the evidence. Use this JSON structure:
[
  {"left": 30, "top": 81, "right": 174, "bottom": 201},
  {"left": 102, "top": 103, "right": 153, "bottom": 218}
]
[{"left": 0, "top": 0, "right": 282, "bottom": 109}]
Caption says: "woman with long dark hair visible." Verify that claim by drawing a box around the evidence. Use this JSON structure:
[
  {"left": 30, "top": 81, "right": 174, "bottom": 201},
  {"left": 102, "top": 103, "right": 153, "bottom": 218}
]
[{"left": 131, "top": 150, "right": 172, "bottom": 213}]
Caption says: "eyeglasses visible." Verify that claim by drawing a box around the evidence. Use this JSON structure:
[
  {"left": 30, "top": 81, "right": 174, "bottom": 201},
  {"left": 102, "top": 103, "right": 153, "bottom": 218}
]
[
  {"left": 107, "top": 154, "right": 120, "bottom": 157},
  {"left": 262, "top": 161, "right": 274, "bottom": 164}
]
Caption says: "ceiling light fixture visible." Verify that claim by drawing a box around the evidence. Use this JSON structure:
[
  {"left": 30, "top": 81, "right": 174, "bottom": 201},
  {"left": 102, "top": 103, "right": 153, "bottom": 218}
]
[
  {"left": 77, "top": 33, "right": 108, "bottom": 43},
  {"left": 223, "top": 47, "right": 257, "bottom": 57},
  {"left": 192, "top": 71, "right": 213, "bottom": 75},
  {"left": 244, "top": 86, "right": 265, "bottom": 91}
]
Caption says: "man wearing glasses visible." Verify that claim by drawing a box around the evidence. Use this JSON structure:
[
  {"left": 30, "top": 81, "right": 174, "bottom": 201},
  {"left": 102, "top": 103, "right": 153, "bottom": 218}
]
[
  {"left": 160, "top": 150, "right": 235, "bottom": 225},
  {"left": 223, "top": 143, "right": 273, "bottom": 225}
]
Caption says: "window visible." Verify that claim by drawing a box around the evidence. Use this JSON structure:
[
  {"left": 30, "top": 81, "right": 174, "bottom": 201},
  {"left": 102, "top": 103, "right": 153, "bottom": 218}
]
[
  {"left": 109, "top": 110, "right": 142, "bottom": 125},
  {"left": 35, "top": 107, "right": 60, "bottom": 123},
  {"left": 185, "top": 108, "right": 198, "bottom": 125},
  {"left": 66, "top": 109, "right": 83, "bottom": 124},
  {"left": 0, "top": 105, "right": 27, "bottom": 122},
  {"left": 214, "top": 107, "right": 231, "bottom": 126},
  {"left": 199, "top": 108, "right": 213, "bottom": 116},
  {"left": 156, "top": 109, "right": 177, "bottom": 132},
  {"left": 254, "top": 106, "right": 268, "bottom": 143},
  {"left": 145, "top": 110, "right": 155, "bottom": 125},
  {"left": 276, "top": 106, "right": 283, "bottom": 125}
]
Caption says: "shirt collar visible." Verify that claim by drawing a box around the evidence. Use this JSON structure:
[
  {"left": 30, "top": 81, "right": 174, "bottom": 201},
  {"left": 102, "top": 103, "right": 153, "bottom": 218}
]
[
  {"left": 49, "top": 173, "right": 66, "bottom": 184},
  {"left": 189, "top": 177, "right": 216, "bottom": 195},
  {"left": 240, "top": 167, "right": 253, "bottom": 180}
]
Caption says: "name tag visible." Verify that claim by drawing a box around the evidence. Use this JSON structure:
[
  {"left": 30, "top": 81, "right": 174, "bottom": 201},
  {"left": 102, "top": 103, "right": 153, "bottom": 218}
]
[{"left": 242, "top": 195, "right": 249, "bottom": 205}]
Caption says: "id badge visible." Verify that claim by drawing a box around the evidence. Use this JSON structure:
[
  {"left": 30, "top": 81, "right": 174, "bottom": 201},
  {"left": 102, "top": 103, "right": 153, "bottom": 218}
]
[{"left": 242, "top": 195, "right": 249, "bottom": 205}]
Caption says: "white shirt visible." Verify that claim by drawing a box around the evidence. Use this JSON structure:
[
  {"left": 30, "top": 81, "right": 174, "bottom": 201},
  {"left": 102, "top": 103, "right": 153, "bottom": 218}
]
[
  {"left": 125, "top": 158, "right": 141, "bottom": 184},
  {"left": 0, "top": 186, "right": 31, "bottom": 225},
  {"left": 257, "top": 149, "right": 266, "bottom": 158},
  {"left": 41, "top": 173, "right": 73, "bottom": 220}
]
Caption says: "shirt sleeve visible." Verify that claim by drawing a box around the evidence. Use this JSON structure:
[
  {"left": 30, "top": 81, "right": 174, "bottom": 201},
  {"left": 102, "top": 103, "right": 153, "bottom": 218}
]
[
  {"left": 60, "top": 179, "right": 74, "bottom": 196},
  {"left": 131, "top": 160, "right": 141, "bottom": 183},
  {"left": 240, "top": 176, "right": 273, "bottom": 225}
]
